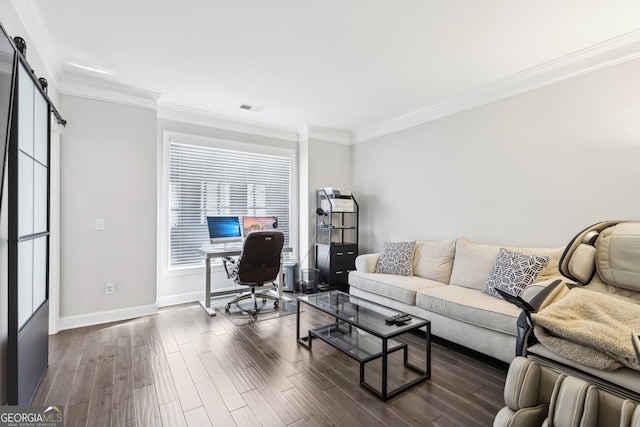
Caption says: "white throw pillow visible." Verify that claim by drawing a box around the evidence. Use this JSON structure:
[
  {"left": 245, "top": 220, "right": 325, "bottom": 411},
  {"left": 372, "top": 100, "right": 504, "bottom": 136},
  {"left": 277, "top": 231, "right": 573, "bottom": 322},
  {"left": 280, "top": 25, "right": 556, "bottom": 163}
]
[
  {"left": 373, "top": 241, "right": 416, "bottom": 276},
  {"left": 483, "top": 248, "right": 550, "bottom": 298},
  {"left": 449, "top": 237, "right": 503, "bottom": 290},
  {"left": 449, "top": 237, "right": 562, "bottom": 290},
  {"left": 413, "top": 239, "right": 456, "bottom": 283}
]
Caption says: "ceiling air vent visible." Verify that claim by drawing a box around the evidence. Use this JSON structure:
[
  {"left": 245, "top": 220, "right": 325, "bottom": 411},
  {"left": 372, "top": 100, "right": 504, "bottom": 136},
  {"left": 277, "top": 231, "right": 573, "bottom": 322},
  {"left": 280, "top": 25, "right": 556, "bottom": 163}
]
[{"left": 239, "top": 103, "right": 265, "bottom": 112}]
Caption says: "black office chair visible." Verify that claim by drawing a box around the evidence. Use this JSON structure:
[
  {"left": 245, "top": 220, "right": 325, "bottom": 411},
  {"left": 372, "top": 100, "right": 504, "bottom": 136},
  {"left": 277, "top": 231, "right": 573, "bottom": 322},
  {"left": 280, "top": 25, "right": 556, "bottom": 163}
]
[{"left": 223, "top": 230, "right": 285, "bottom": 320}]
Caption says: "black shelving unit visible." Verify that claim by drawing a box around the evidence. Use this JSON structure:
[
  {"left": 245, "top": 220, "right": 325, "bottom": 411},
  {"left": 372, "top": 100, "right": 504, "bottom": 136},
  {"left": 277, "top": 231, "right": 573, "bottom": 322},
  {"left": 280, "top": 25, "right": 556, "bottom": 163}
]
[{"left": 315, "top": 189, "right": 358, "bottom": 291}]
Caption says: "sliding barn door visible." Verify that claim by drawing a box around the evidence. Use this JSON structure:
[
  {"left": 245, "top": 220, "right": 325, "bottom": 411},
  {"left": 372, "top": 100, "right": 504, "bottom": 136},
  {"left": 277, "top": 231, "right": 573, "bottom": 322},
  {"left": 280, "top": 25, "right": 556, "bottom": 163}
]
[{"left": 7, "top": 60, "right": 51, "bottom": 405}]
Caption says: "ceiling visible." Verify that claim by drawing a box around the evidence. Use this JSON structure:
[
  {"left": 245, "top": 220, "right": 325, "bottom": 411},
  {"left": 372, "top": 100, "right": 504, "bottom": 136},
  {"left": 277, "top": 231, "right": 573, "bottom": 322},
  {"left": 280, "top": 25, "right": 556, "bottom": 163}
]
[{"left": 23, "top": 0, "right": 640, "bottom": 139}]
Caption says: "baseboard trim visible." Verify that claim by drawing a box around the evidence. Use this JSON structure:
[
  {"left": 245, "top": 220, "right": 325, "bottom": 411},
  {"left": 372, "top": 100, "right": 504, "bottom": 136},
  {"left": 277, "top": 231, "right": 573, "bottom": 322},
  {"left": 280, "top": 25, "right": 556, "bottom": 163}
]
[
  {"left": 57, "top": 304, "right": 159, "bottom": 332},
  {"left": 157, "top": 287, "right": 245, "bottom": 308},
  {"left": 157, "top": 291, "right": 202, "bottom": 308}
]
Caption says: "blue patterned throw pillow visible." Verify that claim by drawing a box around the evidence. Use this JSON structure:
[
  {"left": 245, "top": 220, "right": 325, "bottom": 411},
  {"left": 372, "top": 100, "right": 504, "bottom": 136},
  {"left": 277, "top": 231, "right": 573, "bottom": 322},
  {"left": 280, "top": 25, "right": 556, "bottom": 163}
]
[
  {"left": 483, "top": 248, "right": 550, "bottom": 298},
  {"left": 373, "top": 241, "right": 416, "bottom": 276}
]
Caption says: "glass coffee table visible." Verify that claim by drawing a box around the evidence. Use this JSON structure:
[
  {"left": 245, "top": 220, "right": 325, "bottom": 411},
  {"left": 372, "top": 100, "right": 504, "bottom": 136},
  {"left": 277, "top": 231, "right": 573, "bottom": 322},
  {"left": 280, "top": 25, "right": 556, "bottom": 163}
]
[{"left": 296, "top": 290, "right": 430, "bottom": 401}]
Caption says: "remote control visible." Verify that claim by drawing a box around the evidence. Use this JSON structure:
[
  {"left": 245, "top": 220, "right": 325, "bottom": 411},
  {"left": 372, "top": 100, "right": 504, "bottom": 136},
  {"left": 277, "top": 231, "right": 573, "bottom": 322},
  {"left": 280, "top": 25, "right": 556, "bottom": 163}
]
[
  {"left": 385, "top": 313, "right": 408, "bottom": 324},
  {"left": 395, "top": 315, "right": 412, "bottom": 325}
]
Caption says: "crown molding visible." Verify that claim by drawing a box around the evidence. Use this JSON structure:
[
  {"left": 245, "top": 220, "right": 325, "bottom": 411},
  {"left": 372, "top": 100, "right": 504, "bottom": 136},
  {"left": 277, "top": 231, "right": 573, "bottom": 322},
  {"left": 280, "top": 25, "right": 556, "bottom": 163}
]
[
  {"left": 299, "top": 126, "right": 351, "bottom": 145},
  {"left": 353, "top": 29, "right": 640, "bottom": 144},
  {"left": 57, "top": 74, "right": 161, "bottom": 110},
  {"left": 158, "top": 103, "right": 300, "bottom": 142}
]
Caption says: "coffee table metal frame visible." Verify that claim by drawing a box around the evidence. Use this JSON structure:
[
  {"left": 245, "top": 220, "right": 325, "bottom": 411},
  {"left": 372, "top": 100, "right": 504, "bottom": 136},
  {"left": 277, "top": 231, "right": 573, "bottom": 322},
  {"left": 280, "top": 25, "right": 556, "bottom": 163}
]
[{"left": 296, "top": 291, "right": 431, "bottom": 401}]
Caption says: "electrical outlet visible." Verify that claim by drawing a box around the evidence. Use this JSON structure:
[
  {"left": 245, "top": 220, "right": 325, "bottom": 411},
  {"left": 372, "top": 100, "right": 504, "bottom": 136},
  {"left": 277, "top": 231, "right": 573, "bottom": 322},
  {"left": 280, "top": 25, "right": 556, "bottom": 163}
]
[{"left": 104, "top": 280, "right": 115, "bottom": 294}]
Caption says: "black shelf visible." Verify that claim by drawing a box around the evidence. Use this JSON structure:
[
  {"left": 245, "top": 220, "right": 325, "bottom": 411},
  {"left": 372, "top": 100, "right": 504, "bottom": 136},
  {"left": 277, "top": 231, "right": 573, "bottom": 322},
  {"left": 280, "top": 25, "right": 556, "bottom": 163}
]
[{"left": 315, "top": 189, "right": 358, "bottom": 291}]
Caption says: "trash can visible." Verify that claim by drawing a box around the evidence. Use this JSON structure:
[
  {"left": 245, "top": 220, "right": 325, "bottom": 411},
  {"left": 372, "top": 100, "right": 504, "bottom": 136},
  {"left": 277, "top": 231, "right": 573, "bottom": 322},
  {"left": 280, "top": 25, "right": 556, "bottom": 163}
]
[
  {"left": 282, "top": 259, "right": 299, "bottom": 292},
  {"left": 300, "top": 268, "right": 320, "bottom": 293}
]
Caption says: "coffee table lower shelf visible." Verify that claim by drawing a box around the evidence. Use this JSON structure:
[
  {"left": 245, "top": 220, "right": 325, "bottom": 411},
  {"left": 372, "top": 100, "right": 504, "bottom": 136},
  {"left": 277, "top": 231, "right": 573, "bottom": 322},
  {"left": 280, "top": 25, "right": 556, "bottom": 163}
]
[{"left": 298, "top": 319, "right": 430, "bottom": 401}]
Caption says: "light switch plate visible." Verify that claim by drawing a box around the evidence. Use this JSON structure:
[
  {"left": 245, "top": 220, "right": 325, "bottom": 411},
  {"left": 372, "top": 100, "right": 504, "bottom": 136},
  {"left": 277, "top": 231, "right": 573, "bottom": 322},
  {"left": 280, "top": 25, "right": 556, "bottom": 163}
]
[
  {"left": 104, "top": 281, "right": 114, "bottom": 294},
  {"left": 95, "top": 219, "right": 105, "bottom": 231}
]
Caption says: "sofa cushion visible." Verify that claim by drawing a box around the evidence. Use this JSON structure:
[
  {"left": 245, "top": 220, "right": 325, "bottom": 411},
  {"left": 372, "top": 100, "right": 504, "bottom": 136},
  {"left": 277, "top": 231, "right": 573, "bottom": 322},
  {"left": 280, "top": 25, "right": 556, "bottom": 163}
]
[
  {"left": 355, "top": 253, "right": 379, "bottom": 273},
  {"left": 449, "top": 237, "right": 563, "bottom": 291},
  {"left": 416, "top": 285, "right": 521, "bottom": 335},
  {"left": 373, "top": 241, "right": 416, "bottom": 276},
  {"left": 413, "top": 239, "right": 456, "bottom": 283},
  {"left": 483, "top": 248, "right": 550, "bottom": 298},
  {"left": 349, "top": 271, "right": 445, "bottom": 305}
]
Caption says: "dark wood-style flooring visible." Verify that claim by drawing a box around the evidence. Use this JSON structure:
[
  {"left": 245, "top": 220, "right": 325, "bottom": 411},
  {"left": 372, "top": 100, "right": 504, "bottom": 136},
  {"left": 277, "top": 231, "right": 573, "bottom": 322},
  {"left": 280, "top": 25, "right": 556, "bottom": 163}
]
[{"left": 32, "top": 301, "right": 508, "bottom": 426}]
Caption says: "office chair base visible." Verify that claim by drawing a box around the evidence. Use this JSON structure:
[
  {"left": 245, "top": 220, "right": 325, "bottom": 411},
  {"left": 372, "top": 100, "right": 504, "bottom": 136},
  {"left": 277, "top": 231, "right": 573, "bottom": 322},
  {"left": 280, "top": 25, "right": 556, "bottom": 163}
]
[{"left": 225, "top": 287, "right": 280, "bottom": 319}]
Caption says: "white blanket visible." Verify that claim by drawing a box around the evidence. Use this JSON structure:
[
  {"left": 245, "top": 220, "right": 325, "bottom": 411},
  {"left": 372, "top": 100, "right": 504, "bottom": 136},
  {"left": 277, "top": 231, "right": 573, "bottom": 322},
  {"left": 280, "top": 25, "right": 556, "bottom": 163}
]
[{"left": 531, "top": 287, "right": 640, "bottom": 372}]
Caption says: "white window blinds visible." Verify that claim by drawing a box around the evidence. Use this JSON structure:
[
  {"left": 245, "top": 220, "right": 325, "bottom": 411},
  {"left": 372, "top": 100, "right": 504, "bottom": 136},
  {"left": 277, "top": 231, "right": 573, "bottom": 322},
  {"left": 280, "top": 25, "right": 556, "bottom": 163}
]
[{"left": 169, "top": 142, "right": 291, "bottom": 267}]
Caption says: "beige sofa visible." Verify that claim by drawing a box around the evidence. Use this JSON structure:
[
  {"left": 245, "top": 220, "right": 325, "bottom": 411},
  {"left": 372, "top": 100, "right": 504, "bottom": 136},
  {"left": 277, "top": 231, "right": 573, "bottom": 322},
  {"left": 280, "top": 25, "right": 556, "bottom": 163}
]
[{"left": 348, "top": 237, "right": 563, "bottom": 363}]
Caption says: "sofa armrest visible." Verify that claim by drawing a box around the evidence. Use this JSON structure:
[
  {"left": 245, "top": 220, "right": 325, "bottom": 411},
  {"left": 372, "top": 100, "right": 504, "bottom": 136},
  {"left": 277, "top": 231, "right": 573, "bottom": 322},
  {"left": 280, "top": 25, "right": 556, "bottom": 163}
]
[{"left": 355, "top": 253, "right": 379, "bottom": 273}]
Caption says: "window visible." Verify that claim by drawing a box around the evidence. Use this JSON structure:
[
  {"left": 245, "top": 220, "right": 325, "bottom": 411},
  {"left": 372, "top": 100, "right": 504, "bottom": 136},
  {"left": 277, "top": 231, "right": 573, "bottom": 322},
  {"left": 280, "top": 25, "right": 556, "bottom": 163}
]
[{"left": 168, "top": 141, "right": 292, "bottom": 267}]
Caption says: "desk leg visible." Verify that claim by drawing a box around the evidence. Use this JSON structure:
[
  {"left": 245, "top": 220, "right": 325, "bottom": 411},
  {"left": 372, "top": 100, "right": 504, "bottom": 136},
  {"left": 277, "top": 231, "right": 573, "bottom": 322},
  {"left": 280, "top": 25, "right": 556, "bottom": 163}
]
[
  {"left": 199, "top": 257, "right": 216, "bottom": 316},
  {"left": 278, "top": 255, "right": 284, "bottom": 298},
  {"left": 268, "top": 254, "right": 292, "bottom": 302}
]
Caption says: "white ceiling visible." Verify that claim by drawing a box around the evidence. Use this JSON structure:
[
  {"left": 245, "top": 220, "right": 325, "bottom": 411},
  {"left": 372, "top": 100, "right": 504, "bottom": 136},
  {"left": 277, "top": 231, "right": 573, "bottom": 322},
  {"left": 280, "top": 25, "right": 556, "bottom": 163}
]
[{"left": 22, "top": 0, "right": 640, "bottom": 139}]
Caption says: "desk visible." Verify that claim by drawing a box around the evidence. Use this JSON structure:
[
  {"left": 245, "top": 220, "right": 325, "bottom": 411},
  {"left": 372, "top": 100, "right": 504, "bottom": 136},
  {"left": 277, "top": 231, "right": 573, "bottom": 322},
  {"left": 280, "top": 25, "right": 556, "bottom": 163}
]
[{"left": 198, "top": 246, "right": 293, "bottom": 316}]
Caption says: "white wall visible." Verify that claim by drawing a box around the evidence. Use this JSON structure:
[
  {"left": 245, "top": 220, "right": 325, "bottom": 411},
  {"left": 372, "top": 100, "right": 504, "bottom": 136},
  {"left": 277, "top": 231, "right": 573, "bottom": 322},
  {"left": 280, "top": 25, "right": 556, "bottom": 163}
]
[
  {"left": 59, "top": 96, "right": 157, "bottom": 325},
  {"left": 351, "top": 57, "right": 640, "bottom": 253},
  {"left": 299, "top": 128, "right": 351, "bottom": 268}
]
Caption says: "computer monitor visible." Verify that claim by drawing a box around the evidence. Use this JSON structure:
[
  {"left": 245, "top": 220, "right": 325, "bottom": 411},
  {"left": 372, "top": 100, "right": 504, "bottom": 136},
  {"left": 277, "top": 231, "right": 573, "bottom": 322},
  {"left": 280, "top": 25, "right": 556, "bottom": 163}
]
[
  {"left": 242, "top": 216, "right": 278, "bottom": 237},
  {"left": 206, "top": 216, "right": 242, "bottom": 245}
]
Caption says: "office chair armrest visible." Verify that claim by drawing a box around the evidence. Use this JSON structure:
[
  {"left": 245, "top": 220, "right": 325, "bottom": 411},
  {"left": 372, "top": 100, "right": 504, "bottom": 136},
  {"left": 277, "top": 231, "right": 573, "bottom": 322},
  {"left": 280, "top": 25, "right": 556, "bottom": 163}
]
[{"left": 222, "top": 256, "right": 237, "bottom": 279}]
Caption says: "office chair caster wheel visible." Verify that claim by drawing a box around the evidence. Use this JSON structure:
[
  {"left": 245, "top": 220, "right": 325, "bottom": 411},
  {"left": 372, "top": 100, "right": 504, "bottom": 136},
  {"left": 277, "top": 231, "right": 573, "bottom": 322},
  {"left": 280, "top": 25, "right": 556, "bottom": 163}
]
[
  {"left": 274, "top": 301, "right": 279, "bottom": 310},
  {"left": 225, "top": 304, "right": 231, "bottom": 312}
]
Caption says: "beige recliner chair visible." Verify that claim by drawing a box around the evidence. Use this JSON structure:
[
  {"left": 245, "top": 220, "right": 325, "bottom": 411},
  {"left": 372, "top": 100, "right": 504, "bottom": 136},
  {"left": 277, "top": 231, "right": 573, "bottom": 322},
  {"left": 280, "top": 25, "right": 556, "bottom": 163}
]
[
  {"left": 495, "top": 357, "right": 640, "bottom": 427},
  {"left": 621, "top": 401, "right": 640, "bottom": 427},
  {"left": 541, "top": 374, "right": 598, "bottom": 427},
  {"left": 512, "top": 221, "right": 640, "bottom": 403},
  {"left": 493, "top": 357, "right": 549, "bottom": 427}
]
